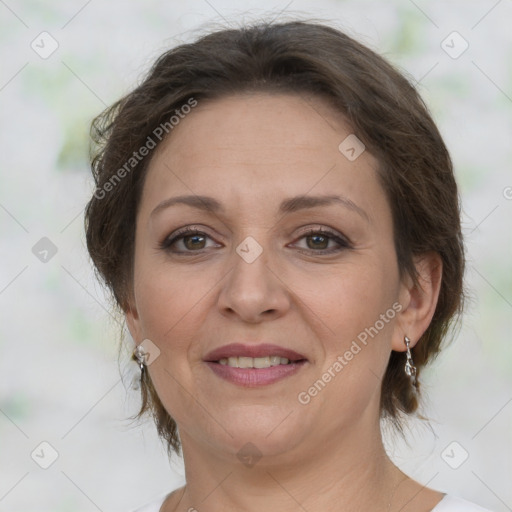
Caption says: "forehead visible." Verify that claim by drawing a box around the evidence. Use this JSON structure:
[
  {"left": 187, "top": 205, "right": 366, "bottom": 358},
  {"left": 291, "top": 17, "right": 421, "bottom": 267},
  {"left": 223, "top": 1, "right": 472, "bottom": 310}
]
[
  {"left": 156, "top": 92, "right": 354, "bottom": 163},
  {"left": 139, "top": 93, "right": 385, "bottom": 220}
]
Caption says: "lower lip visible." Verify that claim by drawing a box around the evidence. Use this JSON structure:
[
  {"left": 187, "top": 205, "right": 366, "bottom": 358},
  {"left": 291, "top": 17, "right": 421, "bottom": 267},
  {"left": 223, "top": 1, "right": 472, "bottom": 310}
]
[{"left": 205, "top": 361, "right": 307, "bottom": 387}]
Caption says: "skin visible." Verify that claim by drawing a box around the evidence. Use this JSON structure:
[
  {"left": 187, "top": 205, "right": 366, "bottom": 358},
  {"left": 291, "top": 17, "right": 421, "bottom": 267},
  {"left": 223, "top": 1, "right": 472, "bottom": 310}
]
[{"left": 125, "top": 93, "right": 443, "bottom": 512}]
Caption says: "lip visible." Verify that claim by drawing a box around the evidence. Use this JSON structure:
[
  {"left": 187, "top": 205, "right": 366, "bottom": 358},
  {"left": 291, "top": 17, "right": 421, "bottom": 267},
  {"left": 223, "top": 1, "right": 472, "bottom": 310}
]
[
  {"left": 205, "top": 361, "right": 307, "bottom": 387},
  {"left": 203, "top": 343, "right": 307, "bottom": 362},
  {"left": 203, "top": 343, "right": 308, "bottom": 388}
]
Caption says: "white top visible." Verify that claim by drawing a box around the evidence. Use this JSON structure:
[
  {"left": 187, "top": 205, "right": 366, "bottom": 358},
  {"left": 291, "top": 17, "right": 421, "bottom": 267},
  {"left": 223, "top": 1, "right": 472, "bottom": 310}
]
[{"left": 131, "top": 492, "right": 494, "bottom": 511}]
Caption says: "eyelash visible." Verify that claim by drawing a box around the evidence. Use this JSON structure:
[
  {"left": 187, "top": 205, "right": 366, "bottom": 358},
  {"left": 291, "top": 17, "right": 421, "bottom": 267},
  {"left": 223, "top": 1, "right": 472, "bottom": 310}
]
[{"left": 159, "top": 226, "right": 351, "bottom": 256}]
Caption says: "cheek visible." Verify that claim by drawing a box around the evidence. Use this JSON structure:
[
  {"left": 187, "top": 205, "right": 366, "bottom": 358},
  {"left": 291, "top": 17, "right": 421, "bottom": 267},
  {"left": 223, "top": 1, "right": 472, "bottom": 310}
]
[
  {"left": 133, "top": 262, "right": 211, "bottom": 348},
  {"left": 133, "top": 243, "right": 400, "bottom": 357},
  {"left": 293, "top": 273, "right": 397, "bottom": 425},
  {"left": 303, "top": 256, "right": 400, "bottom": 407},
  {"left": 132, "top": 253, "right": 231, "bottom": 416},
  {"left": 301, "top": 259, "right": 398, "bottom": 342},
  {"left": 132, "top": 263, "right": 213, "bottom": 421}
]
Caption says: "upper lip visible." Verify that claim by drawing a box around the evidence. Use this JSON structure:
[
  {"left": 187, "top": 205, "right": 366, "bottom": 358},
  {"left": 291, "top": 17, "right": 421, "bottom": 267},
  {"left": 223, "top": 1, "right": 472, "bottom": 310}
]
[{"left": 204, "top": 343, "right": 307, "bottom": 362}]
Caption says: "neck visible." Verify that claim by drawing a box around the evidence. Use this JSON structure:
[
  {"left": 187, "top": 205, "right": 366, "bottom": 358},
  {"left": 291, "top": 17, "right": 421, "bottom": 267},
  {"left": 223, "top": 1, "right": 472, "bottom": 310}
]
[{"left": 172, "top": 416, "right": 405, "bottom": 512}]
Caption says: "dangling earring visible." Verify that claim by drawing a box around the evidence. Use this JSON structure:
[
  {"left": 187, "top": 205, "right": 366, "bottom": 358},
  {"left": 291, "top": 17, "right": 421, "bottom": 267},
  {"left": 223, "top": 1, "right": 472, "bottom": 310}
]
[
  {"left": 133, "top": 344, "right": 148, "bottom": 374},
  {"left": 404, "top": 336, "right": 417, "bottom": 386}
]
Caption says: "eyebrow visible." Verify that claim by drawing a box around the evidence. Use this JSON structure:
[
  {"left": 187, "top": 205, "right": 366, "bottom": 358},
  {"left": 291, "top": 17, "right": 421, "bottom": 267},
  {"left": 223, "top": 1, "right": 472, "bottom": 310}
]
[{"left": 150, "top": 194, "right": 370, "bottom": 222}]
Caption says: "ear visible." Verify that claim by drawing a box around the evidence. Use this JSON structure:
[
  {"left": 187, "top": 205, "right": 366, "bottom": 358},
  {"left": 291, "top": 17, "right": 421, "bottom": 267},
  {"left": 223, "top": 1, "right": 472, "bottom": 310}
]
[{"left": 392, "top": 252, "right": 443, "bottom": 351}]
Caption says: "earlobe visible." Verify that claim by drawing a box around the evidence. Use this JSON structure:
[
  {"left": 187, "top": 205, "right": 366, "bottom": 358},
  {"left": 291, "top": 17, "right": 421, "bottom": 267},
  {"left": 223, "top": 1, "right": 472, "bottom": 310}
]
[{"left": 392, "top": 252, "right": 443, "bottom": 352}]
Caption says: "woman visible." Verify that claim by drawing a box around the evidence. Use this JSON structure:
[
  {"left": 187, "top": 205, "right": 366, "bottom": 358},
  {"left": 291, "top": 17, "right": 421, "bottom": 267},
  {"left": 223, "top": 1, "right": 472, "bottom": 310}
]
[{"left": 84, "top": 20, "right": 492, "bottom": 512}]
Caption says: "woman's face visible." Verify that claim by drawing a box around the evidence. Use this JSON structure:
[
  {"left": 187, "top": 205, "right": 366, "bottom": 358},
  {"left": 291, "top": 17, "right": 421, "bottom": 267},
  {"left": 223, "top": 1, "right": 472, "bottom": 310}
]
[{"left": 126, "top": 93, "right": 409, "bottom": 461}]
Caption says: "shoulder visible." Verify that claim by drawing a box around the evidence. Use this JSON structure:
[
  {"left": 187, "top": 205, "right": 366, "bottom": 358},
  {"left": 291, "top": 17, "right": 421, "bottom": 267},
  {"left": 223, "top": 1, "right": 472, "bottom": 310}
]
[
  {"left": 130, "top": 491, "right": 170, "bottom": 512},
  {"left": 433, "top": 494, "right": 495, "bottom": 512}
]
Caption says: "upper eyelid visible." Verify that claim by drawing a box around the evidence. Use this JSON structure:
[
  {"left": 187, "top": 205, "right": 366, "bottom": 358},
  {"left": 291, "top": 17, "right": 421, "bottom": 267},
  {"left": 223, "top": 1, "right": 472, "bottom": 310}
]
[
  {"left": 165, "top": 225, "right": 345, "bottom": 240},
  {"left": 162, "top": 225, "right": 351, "bottom": 250}
]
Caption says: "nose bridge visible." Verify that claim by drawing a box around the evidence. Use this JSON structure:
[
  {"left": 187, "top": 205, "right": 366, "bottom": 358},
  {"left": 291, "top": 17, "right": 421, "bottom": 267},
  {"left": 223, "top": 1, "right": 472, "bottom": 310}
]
[{"left": 217, "top": 233, "right": 289, "bottom": 321}]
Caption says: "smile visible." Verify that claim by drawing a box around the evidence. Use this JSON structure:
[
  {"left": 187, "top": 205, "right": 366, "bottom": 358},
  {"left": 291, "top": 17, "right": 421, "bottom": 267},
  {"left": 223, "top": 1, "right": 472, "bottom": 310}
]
[
  {"left": 218, "top": 355, "right": 294, "bottom": 368},
  {"left": 205, "top": 358, "right": 307, "bottom": 386}
]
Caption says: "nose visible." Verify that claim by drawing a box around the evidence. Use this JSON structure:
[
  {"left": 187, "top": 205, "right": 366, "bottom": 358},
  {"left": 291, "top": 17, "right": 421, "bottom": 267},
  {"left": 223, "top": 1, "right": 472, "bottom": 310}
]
[{"left": 216, "top": 244, "right": 291, "bottom": 323}]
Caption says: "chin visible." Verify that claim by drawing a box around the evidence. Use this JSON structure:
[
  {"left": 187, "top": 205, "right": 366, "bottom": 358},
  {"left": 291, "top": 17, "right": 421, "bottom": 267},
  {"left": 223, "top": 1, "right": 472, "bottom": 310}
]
[{"left": 200, "top": 407, "right": 310, "bottom": 461}]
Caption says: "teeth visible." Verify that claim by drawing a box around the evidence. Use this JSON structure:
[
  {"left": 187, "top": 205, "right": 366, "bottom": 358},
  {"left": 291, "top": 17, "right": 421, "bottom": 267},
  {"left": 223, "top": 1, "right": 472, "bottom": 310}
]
[
  {"left": 238, "top": 356, "right": 253, "bottom": 368},
  {"left": 270, "top": 356, "right": 281, "bottom": 366},
  {"left": 254, "top": 356, "right": 270, "bottom": 369},
  {"left": 217, "top": 356, "right": 292, "bottom": 368}
]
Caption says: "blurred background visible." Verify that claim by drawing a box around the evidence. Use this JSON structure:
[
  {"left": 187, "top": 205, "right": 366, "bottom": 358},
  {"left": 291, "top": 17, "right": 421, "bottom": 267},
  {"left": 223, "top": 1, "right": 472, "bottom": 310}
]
[{"left": 0, "top": 1, "right": 511, "bottom": 511}]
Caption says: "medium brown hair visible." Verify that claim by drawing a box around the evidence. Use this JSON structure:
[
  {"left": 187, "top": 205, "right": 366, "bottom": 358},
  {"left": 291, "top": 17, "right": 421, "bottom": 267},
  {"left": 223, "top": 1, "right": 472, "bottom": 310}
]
[{"left": 84, "top": 20, "right": 465, "bottom": 455}]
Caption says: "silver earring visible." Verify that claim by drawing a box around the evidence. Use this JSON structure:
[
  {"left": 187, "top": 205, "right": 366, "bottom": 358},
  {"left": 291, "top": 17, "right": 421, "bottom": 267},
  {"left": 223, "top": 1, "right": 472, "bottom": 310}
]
[
  {"left": 404, "top": 336, "right": 417, "bottom": 386},
  {"left": 133, "top": 344, "right": 147, "bottom": 373}
]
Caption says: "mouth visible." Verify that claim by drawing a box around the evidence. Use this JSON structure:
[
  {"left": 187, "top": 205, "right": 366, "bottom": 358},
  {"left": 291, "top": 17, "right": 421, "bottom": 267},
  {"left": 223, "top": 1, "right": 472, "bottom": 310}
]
[
  {"left": 203, "top": 343, "right": 308, "bottom": 387},
  {"left": 216, "top": 355, "right": 304, "bottom": 368}
]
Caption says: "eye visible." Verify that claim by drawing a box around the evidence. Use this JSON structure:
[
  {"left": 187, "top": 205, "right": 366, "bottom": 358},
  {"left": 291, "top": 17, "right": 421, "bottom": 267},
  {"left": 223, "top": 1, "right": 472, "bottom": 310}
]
[
  {"left": 159, "top": 226, "right": 351, "bottom": 255},
  {"left": 159, "top": 227, "right": 220, "bottom": 253},
  {"left": 292, "top": 228, "right": 351, "bottom": 254}
]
